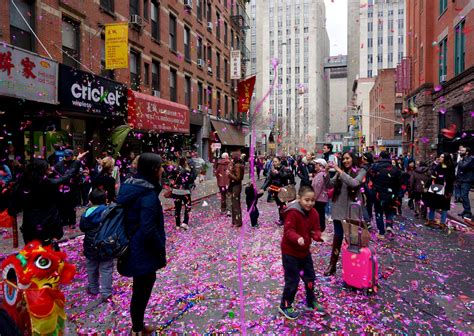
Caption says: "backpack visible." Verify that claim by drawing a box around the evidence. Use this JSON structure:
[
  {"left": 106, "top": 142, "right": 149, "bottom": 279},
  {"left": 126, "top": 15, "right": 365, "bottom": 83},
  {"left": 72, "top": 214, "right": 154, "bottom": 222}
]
[{"left": 93, "top": 203, "right": 129, "bottom": 259}]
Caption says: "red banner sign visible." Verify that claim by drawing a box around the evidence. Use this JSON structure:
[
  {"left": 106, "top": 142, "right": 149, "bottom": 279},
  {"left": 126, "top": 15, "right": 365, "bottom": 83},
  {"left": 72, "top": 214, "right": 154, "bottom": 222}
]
[
  {"left": 127, "top": 90, "right": 190, "bottom": 133},
  {"left": 237, "top": 76, "right": 256, "bottom": 114}
]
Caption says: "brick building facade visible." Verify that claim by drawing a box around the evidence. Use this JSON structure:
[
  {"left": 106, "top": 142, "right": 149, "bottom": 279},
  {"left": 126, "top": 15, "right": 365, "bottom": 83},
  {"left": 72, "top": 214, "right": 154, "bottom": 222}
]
[
  {"left": 0, "top": 0, "right": 249, "bottom": 161},
  {"left": 403, "top": 0, "right": 473, "bottom": 160}
]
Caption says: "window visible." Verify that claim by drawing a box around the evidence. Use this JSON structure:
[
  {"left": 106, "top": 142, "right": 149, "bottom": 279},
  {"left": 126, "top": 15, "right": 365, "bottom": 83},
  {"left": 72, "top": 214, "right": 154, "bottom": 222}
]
[
  {"left": 185, "top": 76, "right": 191, "bottom": 108},
  {"left": 439, "top": 37, "right": 447, "bottom": 81},
  {"left": 224, "top": 59, "right": 228, "bottom": 82},
  {"left": 207, "top": 1, "right": 212, "bottom": 24},
  {"left": 100, "top": 0, "right": 114, "bottom": 12},
  {"left": 197, "top": 37, "right": 203, "bottom": 60},
  {"left": 207, "top": 86, "right": 212, "bottom": 111},
  {"left": 439, "top": 0, "right": 447, "bottom": 15},
  {"left": 224, "top": 95, "right": 228, "bottom": 118},
  {"left": 207, "top": 46, "right": 212, "bottom": 65},
  {"left": 454, "top": 20, "right": 465, "bottom": 75},
  {"left": 216, "top": 12, "right": 221, "bottom": 40},
  {"left": 151, "top": 1, "right": 159, "bottom": 40},
  {"left": 197, "top": 0, "right": 203, "bottom": 21},
  {"left": 130, "top": 0, "right": 139, "bottom": 15},
  {"left": 231, "top": 30, "right": 234, "bottom": 49},
  {"left": 62, "top": 18, "right": 80, "bottom": 68},
  {"left": 10, "top": 0, "right": 34, "bottom": 51},
  {"left": 143, "top": 0, "right": 149, "bottom": 19},
  {"left": 368, "top": 22, "right": 373, "bottom": 32},
  {"left": 130, "top": 50, "right": 140, "bottom": 90},
  {"left": 184, "top": 26, "right": 191, "bottom": 60},
  {"left": 231, "top": 98, "right": 235, "bottom": 119},
  {"left": 368, "top": 70, "right": 373, "bottom": 78},
  {"left": 169, "top": 68, "right": 177, "bottom": 102},
  {"left": 169, "top": 14, "right": 177, "bottom": 52},
  {"left": 100, "top": 36, "right": 114, "bottom": 79},
  {"left": 368, "top": 38, "right": 373, "bottom": 48},
  {"left": 216, "top": 91, "right": 221, "bottom": 117},
  {"left": 395, "top": 103, "right": 403, "bottom": 117},
  {"left": 216, "top": 52, "right": 221, "bottom": 79},
  {"left": 144, "top": 63, "right": 150, "bottom": 86},
  {"left": 394, "top": 124, "right": 403, "bottom": 137},
  {"left": 198, "top": 82, "right": 203, "bottom": 106},
  {"left": 388, "top": 35, "right": 393, "bottom": 46},
  {"left": 224, "top": 22, "right": 228, "bottom": 45},
  {"left": 151, "top": 60, "right": 160, "bottom": 92}
]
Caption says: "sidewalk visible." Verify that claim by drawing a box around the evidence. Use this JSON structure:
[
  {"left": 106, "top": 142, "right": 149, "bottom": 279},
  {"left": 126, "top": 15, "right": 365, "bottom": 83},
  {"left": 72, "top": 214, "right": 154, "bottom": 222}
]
[
  {"left": 0, "top": 173, "right": 256, "bottom": 259},
  {"left": 446, "top": 190, "right": 474, "bottom": 226}
]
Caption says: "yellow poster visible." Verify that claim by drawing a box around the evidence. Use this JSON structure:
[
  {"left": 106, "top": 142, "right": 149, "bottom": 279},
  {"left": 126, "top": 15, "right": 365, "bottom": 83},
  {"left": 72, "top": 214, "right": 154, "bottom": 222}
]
[{"left": 105, "top": 23, "right": 128, "bottom": 69}]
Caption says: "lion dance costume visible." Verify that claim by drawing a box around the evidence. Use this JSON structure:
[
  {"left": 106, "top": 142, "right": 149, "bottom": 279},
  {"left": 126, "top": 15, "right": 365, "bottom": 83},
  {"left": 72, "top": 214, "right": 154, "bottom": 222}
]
[{"left": 1, "top": 241, "right": 76, "bottom": 335}]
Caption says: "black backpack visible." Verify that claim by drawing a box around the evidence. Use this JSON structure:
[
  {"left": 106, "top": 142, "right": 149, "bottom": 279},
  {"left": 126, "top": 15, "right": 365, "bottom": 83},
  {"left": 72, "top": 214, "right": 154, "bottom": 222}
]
[{"left": 93, "top": 203, "right": 129, "bottom": 259}]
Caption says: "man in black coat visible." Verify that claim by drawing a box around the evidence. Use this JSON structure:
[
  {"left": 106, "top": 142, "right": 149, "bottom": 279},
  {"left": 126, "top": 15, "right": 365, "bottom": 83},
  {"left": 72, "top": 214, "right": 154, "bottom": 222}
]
[{"left": 456, "top": 146, "right": 474, "bottom": 219}]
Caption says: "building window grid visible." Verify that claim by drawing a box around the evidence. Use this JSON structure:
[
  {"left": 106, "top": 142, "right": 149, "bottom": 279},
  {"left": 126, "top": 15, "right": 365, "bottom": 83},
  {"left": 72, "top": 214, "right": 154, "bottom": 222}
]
[
  {"left": 151, "top": 1, "right": 160, "bottom": 40},
  {"left": 454, "top": 20, "right": 465, "bottom": 75},
  {"left": 439, "top": 38, "right": 448, "bottom": 80},
  {"left": 62, "top": 18, "right": 80, "bottom": 68},
  {"left": 100, "top": 0, "right": 114, "bottom": 12},
  {"left": 216, "top": 12, "right": 221, "bottom": 40},
  {"left": 184, "top": 27, "right": 191, "bottom": 60},
  {"left": 144, "top": 63, "right": 150, "bottom": 86},
  {"left": 151, "top": 61, "right": 160, "bottom": 92},
  {"left": 185, "top": 76, "right": 191, "bottom": 108},
  {"left": 130, "top": 50, "right": 141, "bottom": 90},
  {"left": 169, "top": 68, "right": 177, "bottom": 102},
  {"left": 169, "top": 14, "right": 177, "bottom": 52}
]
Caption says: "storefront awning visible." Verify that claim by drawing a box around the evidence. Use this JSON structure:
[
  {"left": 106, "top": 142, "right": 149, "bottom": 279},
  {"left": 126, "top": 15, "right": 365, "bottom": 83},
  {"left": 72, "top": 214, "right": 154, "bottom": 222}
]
[
  {"left": 127, "top": 90, "right": 190, "bottom": 134},
  {"left": 210, "top": 119, "right": 245, "bottom": 146}
]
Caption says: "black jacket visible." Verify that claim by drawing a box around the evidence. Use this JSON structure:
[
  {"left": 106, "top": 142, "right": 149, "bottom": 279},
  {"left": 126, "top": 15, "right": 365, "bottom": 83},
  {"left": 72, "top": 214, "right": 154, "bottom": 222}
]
[
  {"left": 79, "top": 205, "right": 108, "bottom": 260},
  {"left": 369, "top": 159, "right": 401, "bottom": 202},
  {"left": 262, "top": 166, "right": 293, "bottom": 190},
  {"left": 245, "top": 185, "right": 264, "bottom": 210},
  {"left": 457, "top": 155, "right": 474, "bottom": 184},
  {"left": 92, "top": 172, "right": 116, "bottom": 201},
  {"left": 297, "top": 162, "right": 315, "bottom": 187}
]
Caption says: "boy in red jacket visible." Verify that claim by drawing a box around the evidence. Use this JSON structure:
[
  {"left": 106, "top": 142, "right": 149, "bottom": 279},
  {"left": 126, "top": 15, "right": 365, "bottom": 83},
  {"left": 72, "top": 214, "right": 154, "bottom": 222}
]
[{"left": 279, "top": 186, "right": 325, "bottom": 320}]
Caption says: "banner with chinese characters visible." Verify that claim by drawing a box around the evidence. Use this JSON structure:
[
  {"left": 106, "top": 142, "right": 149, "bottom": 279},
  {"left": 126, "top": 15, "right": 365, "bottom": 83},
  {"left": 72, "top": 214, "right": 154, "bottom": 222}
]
[
  {"left": 105, "top": 22, "right": 129, "bottom": 69},
  {"left": 237, "top": 76, "right": 256, "bottom": 114},
  {"left": 230, "top": 50, "right": 241, "bottom": 79},
  {"left": 127, "top": 90, "right": 190, "bottom": 133},
  {"left": 0, "top": 43, "right": 58, "bottom": 104}
]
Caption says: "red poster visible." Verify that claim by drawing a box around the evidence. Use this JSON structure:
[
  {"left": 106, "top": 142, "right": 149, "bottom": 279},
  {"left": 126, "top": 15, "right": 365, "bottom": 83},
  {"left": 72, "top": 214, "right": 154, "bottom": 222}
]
[
  {"left": 127, "top": 90, "right": 190, "bottom": 133},
  {"left": 237, "top": 76, "right": 256, "bottom": 113}
]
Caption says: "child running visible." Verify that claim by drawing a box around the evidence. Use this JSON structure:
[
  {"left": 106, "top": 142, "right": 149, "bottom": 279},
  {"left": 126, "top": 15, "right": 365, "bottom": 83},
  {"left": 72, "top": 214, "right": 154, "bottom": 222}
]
[{"left": 279, "top": 185, "right": 325, "bottom": 320}]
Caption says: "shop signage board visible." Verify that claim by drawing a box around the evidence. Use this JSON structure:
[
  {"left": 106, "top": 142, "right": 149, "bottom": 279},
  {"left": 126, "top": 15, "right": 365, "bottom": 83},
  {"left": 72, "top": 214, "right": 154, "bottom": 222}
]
[
  {"left": 0, "top": 43, "right": 58, "bottom": 104},
  {"left": 211, "top": 143, "right": 222, "bottom": 151},
  {"left": 105, "top": 23, "right": 129, "bottom": 69},
  {"left": 230, "top": 50, "right": 241, "bottom": 79},
  {"left": 127, "top": 90, "right": 190, "bottom": 134},
  {"left": 58, "top": 64, "right": 127, "bottom": 117},
  {"left": 238, "top": 76, "right": 256, "bottom": 113}
]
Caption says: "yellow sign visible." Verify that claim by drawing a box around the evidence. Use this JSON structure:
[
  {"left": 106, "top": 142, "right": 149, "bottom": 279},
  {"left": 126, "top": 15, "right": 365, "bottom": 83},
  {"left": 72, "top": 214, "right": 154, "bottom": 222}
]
[{"left": 105, "top": 23, "right": 128, "bottom": 69}]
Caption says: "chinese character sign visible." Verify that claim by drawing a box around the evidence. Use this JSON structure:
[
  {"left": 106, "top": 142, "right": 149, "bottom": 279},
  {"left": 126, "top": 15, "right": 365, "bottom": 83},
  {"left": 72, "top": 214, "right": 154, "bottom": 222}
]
[
  {"left": 230, "top": 50, "right": 241, "bottom": 80},
  {"left": 237, "top": 76, "right": 256, "bottom": 114},
  {"left": 0, "top": 43, "right": 58, "bottom": 104},
  {"left": 105, "top": 23, "right": 129, "bottom": 69}
]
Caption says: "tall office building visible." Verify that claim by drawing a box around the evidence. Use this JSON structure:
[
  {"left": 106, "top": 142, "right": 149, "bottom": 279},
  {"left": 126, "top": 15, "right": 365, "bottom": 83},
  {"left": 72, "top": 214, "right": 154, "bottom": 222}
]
[{"left": 247, "top": 0, "right": 329, "bottom": 154}]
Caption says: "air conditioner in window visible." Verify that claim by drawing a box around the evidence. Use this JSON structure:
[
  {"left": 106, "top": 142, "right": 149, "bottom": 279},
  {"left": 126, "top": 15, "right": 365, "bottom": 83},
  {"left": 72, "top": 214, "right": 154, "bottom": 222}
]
[
  {"left": 208, "top": 66, "right": 213, "bottom": 73},
  {"left": 152, "top": 90, "right": 161, "bottom": 97},
  {"left": 440, "top": 75, "right": 447, "bottom": 82},
  {"left": 197, "top": 58, "right": 204, "bottom": 67},
  {"left": 197, "top": 104, "right": 203, "bottom": 111},
  {"left": 130, "top": 15, "right": 144, "bottom": 26},
  {"left": 207, "top": 22, "right": 213, "bottom": 30},
  {"left": 184, "top": 0, "right": 193, "bottom": 9}
]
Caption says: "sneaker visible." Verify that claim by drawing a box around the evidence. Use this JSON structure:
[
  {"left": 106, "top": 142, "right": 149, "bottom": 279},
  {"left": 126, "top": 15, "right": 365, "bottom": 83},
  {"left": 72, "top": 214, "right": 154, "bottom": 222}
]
[
  {"left": 181, "top": 223, "right": 189, "bottom": 230},
  {"left": 278, "top": 306, "right": 299, "bottom": 320},
  {"left": 304, "top": 302, "right": 326, "bottom": 314},
  {"left": 376, "top": 233, "right": 385, "bottom": 240}
]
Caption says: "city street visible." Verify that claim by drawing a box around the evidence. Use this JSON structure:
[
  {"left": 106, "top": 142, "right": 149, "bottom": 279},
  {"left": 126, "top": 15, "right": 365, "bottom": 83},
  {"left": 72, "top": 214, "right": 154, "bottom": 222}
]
[{"left": 50, "top": 185, "right": 473, "bottom": 335}]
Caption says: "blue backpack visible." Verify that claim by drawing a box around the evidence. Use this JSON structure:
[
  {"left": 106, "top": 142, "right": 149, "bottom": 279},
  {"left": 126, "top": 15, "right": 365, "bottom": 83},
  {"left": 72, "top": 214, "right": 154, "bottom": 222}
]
[{"left": 93, "top": 203, "right": 129, "bottom": 259}]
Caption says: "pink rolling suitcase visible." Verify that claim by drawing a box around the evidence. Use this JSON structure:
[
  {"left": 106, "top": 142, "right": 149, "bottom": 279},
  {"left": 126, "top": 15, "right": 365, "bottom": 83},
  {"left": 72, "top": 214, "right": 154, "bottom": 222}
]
[{"left": 341, "top": 203, "right": 379, "bottom": 293}]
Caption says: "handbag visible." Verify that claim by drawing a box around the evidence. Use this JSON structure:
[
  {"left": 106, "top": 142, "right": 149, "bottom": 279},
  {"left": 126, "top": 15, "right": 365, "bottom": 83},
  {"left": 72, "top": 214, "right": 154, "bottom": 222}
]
[
  {"left": 278, "top": 185, "right": 297, "bottom": 203},
  {"left": 428, "top": 184, "right": 445, "bottom": 195},
  {"left": 342, "top": 203, "right": 370, "bottom": 247}
]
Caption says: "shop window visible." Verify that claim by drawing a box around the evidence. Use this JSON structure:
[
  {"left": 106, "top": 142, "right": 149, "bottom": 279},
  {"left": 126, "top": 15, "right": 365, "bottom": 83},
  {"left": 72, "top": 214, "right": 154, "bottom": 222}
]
[
  {"left": 100, "top": 0, "right": 114, "bottom": 12},
  {"left": 130, "top": 0, "right": 139, "bottom": 16},
  {"left": 10, "top": 0, "right": 35, "bottom": 51},
  {"left": 184, "top": 26, "right": 191, "bottom": 61},
  {"left": 152, "top": 60, "right": 160, "bottom": 92},
  {"left": 169, "top": 15, "right": 177, "bottom": 52},
  {"left": 100, "top": 36, "right": 115, "bottom": 79},
  {"left": 151, "top": 0, "right": 160, "bottom": 40},
  {"left": 169, "top": 68, "right": 177, "bottom": 102},
  {"left": 185, "top": 76, "right": 192, "bottom": 108},
  {"left": 454, "top": 20, "right": 465, "bottom": 75},
  {"left": 144, "top": 63, "right": 150, "bottom": 86},
  {"left": 130, "top": 50, "right": 141, "bottom": 91},
  {"left": 62, "top": 17, "right": 80, "bottom": 68}
]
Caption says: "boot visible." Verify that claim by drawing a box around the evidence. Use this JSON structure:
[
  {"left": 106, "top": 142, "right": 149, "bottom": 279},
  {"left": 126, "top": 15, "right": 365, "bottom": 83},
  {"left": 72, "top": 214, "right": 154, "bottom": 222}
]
[{"left": 324, "top": 235, "right": 343, "bottom": 276}]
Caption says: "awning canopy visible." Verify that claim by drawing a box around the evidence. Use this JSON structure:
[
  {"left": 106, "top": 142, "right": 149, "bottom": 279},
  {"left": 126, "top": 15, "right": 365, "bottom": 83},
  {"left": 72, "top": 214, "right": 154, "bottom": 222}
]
[
  {"left": 210, "top": 119, "right": 245, "bottom": 146},
  {"left": 127, "top": 90, "right": 189, "bottom": 133}
]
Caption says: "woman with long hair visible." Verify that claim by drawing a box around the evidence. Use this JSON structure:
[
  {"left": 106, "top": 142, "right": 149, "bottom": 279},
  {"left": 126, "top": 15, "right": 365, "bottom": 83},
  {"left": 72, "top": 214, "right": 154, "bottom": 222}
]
[
  {"left": 92, "top": 156, "right": 117, "bottom": 203},
  {"left": 117, "top": 153, "right": 166, "bottom": 335},
  {"left": 324, "top": 151, "right": 367, "bottom": 276},
  {"left": 424, "top": 153, "right": 455, "bottom": 229},
  {"left": 171, "top": 157, "right": 196, "bottom": 230}
]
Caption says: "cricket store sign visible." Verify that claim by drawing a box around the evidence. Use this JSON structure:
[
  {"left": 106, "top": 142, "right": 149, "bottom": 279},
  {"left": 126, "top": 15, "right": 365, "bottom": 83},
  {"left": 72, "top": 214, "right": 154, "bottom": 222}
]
[
  {"left": 0, "top": 43, "right": 58, "bottom": 104},
  {"left": 58, "top": 64, "right": 127, "bottom": 117}
]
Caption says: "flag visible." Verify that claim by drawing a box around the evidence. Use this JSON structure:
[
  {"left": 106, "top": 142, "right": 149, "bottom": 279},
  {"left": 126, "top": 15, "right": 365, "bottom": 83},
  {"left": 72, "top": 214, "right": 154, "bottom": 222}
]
[{"left": 109, "top": 125, "right": 131, "bottom": 158}]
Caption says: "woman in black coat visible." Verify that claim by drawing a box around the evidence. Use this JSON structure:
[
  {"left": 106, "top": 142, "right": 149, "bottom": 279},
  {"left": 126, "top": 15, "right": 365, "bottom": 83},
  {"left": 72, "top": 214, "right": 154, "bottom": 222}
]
[
  {"left": 116, "top": 153, "right": 166, "bottom": 335},
  {"left": 425, "top": 153, "right": 455, "bottom": 229},
  {"left": 9, "top": 156, "right": 84, "bottom": 245}
]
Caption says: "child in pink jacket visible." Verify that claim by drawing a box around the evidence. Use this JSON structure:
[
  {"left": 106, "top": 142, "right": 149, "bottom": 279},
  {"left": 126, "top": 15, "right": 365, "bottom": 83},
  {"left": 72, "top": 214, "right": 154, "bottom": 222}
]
[{"left": 312, "top": 159, "right": 329, "bottom": 232}]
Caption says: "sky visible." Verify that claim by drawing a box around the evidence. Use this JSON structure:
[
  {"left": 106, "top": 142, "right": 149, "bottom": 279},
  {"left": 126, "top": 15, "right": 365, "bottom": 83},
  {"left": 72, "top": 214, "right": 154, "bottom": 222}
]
[{"left": 324, "top": 0, "right": 348, "bottom": 56}]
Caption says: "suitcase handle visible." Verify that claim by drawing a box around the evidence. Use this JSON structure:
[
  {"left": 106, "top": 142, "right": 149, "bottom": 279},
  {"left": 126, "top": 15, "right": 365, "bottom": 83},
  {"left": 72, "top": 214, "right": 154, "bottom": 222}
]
[{"left": 346, "top": 202, "right": 368, "bottom": 248}]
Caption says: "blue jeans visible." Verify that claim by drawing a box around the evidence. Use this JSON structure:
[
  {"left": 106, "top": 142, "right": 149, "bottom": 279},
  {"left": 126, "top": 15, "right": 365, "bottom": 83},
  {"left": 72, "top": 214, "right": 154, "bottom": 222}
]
[
  {"left": 460, "top": 182, "right": 472, "bottom": 216},
  {"left": 428, "top": 208, "right": 448, "bottom": 224},
  {"left": 86, "top": 258, "right": 114, "bottom": 297},
  {"left": 374, "top": 200, "right": 395, "bottom": 235}
]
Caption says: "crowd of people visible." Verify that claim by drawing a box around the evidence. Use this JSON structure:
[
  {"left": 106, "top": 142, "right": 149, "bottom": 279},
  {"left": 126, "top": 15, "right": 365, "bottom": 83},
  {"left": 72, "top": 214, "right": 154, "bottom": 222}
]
[{"left": 0, "top": 143, "right": 473, "bottom": 329}]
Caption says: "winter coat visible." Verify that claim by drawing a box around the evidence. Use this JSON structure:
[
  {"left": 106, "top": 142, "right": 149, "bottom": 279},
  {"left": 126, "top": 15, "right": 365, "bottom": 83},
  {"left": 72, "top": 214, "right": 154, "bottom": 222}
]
[
  {"left": 456, "top": 155, "right": 474, "bottom": 184},
  {"left": 228, "top": 160, "right": 244, "bottom": 187},
  {"left": 312, "top": 170, "right": 329, "bottom": 203},
  {"left": 172, "top": 166, "right": 196, "bottom": 195},
  {"left": 245, "top": 185, "right": 263, "bottom": 210},
  {"left": 262, "top": 165, "right": 291, "bottom": 190},
  {"left": 214, "top": 158, "right": 231, "bottom": 187},
  {"left": 79, "top": 205, "right": 108, "bottom": 260},
  {"left": 92, "top": 172, "right": 116, "bottom": 202},
  {"left": 297, "top": 162, "right": 315, "bottom": 187},
  {"left": 328, "top": 168, "right": 366, "bottom": 221},
  {"left": 117, "top": 177, "right": 166, "bottom": 277},
  {"left": 369, "top": 159, "right": 401, "bottom": 202},
  {"left": 281, "top": 202, "right": 322, "bottom": 258},
  {"left": 8, "top": 161, "right": 81, "bottom": 244},
  {"left": 409, "top": 166, "right": 431, "bottom": 193},
  {"left": 424, "top": 164, "right": 455, "bottom": 211}
]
